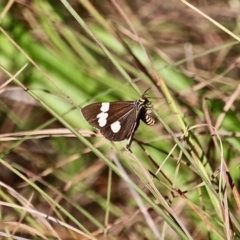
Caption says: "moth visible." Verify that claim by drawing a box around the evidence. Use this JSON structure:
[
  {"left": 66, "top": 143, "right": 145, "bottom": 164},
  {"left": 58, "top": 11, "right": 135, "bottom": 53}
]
[{"left": 81, "top": 89, "right": 155, "bottom": 151}]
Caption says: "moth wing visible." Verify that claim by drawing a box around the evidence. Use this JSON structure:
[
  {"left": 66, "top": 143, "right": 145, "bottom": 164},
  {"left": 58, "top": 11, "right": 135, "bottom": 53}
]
[{"left": 82, "top": 101, "right": 138, "bottom": 141}]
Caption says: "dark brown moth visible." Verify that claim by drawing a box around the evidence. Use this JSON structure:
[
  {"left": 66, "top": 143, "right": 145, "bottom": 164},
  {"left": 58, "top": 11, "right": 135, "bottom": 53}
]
[{"left": 81, "top": 89, "right": 155, "bottom": 150}]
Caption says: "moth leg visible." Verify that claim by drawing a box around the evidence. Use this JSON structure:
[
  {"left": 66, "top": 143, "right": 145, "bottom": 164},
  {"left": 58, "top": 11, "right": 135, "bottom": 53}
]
[
  {"left": 126, "top": 147, "right": 132, "bottom": 153},
  {"left": 126, "top": 136, "right": 133, "bottom": 152},
  {"left": 126, "top": 119, "right": 140, "bottom": 152}
]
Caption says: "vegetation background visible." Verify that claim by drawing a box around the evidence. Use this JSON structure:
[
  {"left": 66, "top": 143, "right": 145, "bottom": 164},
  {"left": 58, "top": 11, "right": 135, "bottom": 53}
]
[{"left": 0, "top": 0, "right": 239, "bottom": 239}]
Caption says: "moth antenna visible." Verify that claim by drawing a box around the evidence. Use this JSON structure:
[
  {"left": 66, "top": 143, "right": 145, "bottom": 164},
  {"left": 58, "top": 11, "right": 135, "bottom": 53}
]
[{"left": 142, "top": 87, "right": 151, "bottom": 97}]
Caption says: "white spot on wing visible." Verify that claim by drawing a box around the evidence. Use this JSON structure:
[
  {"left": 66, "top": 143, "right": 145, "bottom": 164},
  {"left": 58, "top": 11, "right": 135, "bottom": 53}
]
[
  {"left": 100, "top": 102, "right": 110, "bottom": 112},
  {"left": 97, "top": 112, "right": 108, "bottom": 127},
  {"left": 111, "top": 121, "right": 121, "bottom": 133},
  {"left": 98, "top": 118, "right": 107, "bottom": 127}
]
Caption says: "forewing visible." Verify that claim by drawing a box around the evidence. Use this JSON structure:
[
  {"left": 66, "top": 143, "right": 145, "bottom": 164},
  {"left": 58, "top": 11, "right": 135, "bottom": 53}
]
[{"left": 82, "top": 101, "right": 137, "bottom": 141}]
